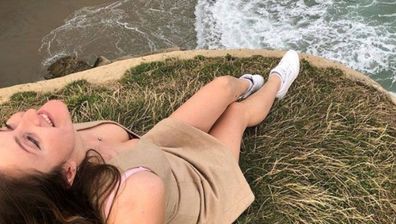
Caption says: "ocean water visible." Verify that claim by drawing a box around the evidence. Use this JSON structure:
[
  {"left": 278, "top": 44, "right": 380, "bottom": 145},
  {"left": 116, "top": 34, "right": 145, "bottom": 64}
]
[
  {"left": 195, "top": 0, "right": 396, "bottom": 92},
  {"left": 39, "top": 0, "right": 395, "bottom": 92},
  {"left": 39, "top": 0, "right": 197, "bottom": 68}
]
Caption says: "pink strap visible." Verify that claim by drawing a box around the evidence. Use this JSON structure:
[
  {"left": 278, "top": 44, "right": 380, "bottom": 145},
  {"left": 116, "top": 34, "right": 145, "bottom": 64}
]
[{"left": 104, "top": 167, "right": 151, "bottom": 218}]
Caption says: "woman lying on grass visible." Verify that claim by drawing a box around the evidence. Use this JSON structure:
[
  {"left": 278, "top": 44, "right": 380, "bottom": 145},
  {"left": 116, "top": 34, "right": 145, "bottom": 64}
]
[{"left": 0, "top": 50, "right": 299, "bottom": 224}]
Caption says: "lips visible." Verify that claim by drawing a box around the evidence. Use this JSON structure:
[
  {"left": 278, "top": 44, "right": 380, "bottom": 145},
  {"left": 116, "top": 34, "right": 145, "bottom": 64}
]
[{"left": 38, "top": 110, "right": 55, "bottom": 127}]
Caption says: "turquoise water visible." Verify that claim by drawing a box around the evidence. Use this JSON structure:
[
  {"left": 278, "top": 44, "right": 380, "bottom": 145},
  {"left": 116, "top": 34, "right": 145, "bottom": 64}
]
[{"left": 39, "top": 0, "right": 395, "bottom": 92}]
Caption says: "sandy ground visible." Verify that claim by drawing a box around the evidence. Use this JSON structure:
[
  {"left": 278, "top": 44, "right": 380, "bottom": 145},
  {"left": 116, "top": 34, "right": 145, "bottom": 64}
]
[{"left": 1, "top": 49, "right": 395, "bottom": 105}]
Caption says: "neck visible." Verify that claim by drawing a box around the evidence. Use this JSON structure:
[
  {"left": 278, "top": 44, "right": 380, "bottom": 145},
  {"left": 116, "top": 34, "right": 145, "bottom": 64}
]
[{"left": 72, "top": 130, "right": 91, "bottom": 167}]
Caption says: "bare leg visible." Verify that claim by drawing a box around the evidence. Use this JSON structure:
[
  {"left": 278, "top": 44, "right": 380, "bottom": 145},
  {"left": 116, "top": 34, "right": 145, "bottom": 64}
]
[
  {"left": 239, "top": 76, "right": 281, "bottom": 127},
  {"left": 169, "top": 76, "right": 250, "bottom": 133},
  {"left": 209, "top": 76, "right": 281, "bottom": 161}
]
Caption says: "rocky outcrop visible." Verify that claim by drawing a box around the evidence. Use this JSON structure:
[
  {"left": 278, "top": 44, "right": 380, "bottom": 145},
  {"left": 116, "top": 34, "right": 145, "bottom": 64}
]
[
  {"left": 44, "top": 48, "right": 184, "bottom": 80},
  {"left": 45, "top": 56, "right": 92, "bottom": 80},
  {"left": 93, "top": 56, "right": 111, "bottom": 67}
]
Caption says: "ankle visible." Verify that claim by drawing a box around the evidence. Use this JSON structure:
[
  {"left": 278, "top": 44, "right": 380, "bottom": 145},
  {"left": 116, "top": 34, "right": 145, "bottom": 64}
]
[
  {"left": 238, "top": 74, "right": 264, "bottom": 100},
  {"left": 240, "top": 78, "right": 252, "bottom": 93},
  {"left": 268, "top": 75, "right": 281, "bottom": 91}
]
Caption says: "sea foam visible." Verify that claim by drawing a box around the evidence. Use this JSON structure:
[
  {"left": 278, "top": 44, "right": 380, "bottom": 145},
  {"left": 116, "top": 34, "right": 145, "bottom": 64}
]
[
  {"left": 39, "top": 0, "right": 196, "bottom": 67},
  {"left": 195, "top": 0, "right": 396, "bottom": 90},
  {"left": 39, "top": 0, "right": 395, "bottom": 92}
]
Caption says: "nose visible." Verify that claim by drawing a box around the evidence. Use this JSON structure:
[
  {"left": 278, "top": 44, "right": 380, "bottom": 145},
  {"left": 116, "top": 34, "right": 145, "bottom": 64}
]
[{"left": 19, "top": 109, "right": 41, "bottom": 128}]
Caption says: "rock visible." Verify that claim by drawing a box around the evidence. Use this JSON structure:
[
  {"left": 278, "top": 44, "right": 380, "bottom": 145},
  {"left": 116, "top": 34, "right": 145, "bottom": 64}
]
[
  {"left": 45, "top": 56, "right": 92, "bottom": 80},
  {"left": 93, "top": 56, "right": 111, "bottom": 67}
]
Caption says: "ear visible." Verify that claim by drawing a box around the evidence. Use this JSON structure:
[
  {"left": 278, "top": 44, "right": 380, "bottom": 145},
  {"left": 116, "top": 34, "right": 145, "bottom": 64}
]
[{"left": 63, "top": 161, "right": 77, "bottom": 186}]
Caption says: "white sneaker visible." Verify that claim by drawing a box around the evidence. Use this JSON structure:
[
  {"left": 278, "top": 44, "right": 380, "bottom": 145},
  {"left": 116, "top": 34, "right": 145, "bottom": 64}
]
[
  {"left": 238, "top": 74, "right": 264, "bottom": 100},
  {"left": 269, "top": 50, "right": 300, "bottom": 99}
]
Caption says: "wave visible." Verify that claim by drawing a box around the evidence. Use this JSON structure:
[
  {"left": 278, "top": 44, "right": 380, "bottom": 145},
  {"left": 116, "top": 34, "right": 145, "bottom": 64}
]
[
  {"left": 39, "top": 0, "right": 196, "bottom": 67},
  {"left": 195, "top": 0, "right": 396, "bottom": 90}
]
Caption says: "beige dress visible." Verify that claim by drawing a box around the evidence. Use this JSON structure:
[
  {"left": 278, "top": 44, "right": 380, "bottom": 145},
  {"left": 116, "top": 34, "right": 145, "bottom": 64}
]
[{"left": 74, "top": 117, "right": 254, "bottom": 224}]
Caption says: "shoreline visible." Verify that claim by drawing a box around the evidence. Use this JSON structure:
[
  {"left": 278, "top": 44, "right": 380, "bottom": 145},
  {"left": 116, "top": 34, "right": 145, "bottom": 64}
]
[{"left": 1, "top": 49, "right": 395, "bottom": 105}]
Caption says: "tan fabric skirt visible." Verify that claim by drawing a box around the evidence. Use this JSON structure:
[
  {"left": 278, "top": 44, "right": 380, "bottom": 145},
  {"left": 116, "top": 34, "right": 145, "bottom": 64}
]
[{"left": 142, "top": 117, "right": 255, "bottom": 224}]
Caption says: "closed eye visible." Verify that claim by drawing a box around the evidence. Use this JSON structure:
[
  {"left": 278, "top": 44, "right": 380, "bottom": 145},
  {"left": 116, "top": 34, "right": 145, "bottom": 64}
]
[
  {"left": 27, "top": 136, "right": 41, "bottom": 150},
  {"left": 3, "top": 122, "right": 13, "bottom": 130},
  {"left": 2, "top": 122, "right": 41, "bottom": 150}
]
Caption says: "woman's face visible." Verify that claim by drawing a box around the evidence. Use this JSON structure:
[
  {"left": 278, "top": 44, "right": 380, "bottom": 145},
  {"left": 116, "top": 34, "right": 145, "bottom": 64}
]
[{"left": 0, "top": 100, "right": 77, "bottom": 174}]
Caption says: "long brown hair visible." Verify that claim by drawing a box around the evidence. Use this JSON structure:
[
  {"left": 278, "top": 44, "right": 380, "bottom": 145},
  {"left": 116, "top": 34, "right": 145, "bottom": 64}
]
[{"left": 0, "top": 150, "right": 121, "bottom": 224}]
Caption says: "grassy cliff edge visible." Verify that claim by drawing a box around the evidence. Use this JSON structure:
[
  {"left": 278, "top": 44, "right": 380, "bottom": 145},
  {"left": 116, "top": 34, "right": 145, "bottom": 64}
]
[{"left": 0, "top": 52, "right": 395, "bottom": 223}]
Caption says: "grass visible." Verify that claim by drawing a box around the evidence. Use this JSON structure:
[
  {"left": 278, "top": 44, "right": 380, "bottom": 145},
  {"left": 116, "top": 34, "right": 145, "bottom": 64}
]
[{"left": 1, "top": 55, "right": 395, "bottom": 223}]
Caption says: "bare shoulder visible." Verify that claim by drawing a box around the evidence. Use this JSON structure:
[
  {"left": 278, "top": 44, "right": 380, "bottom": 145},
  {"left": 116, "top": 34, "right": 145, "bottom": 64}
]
[{"left": 108, "top": 171, "right": 166, "bottom": 224}]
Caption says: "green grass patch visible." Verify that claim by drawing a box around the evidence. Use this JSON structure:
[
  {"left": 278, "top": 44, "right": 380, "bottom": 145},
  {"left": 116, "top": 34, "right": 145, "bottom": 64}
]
[{"left": 1, "top": 55, "right": 395, "bottom": 223}]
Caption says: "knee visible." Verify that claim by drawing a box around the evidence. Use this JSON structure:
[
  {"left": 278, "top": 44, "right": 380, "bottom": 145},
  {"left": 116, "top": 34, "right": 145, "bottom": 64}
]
[
  {"left": 211, "top": 76, "right": 235, "bottom": 97},
  {"left": 225, "top": 103, "right": 248, "bottom": 126},
  {"left": 227, "top": 102, "right": 244, "bottom": 115}
]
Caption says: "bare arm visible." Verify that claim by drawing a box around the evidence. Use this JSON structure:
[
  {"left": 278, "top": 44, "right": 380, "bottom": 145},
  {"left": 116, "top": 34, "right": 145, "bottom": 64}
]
[{"left": 108, "top": 171, "right": 165, "bottom": 224}]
